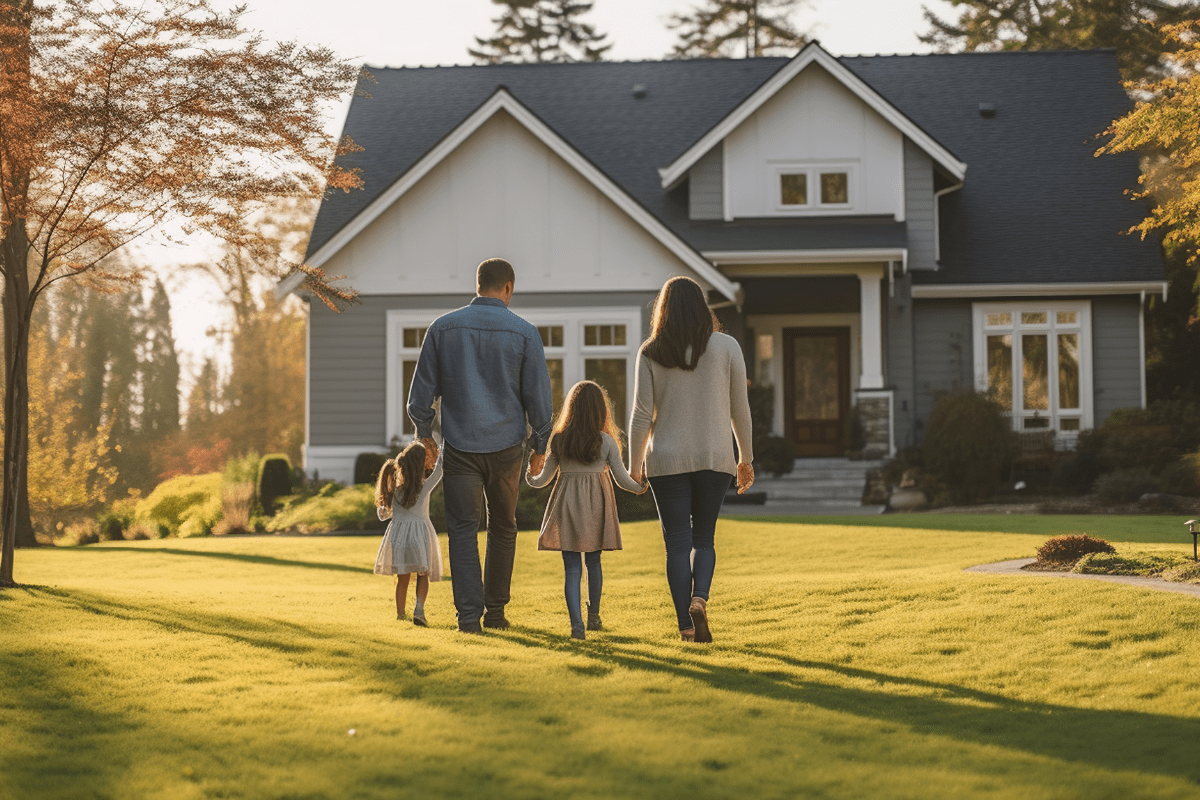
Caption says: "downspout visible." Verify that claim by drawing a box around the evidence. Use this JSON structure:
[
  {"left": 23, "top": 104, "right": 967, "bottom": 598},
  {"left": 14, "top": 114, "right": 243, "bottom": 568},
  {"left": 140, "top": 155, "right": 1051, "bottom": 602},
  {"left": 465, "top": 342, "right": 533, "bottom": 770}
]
[{"left": 934, "top": 181, "right": 964, "bottom": 266}]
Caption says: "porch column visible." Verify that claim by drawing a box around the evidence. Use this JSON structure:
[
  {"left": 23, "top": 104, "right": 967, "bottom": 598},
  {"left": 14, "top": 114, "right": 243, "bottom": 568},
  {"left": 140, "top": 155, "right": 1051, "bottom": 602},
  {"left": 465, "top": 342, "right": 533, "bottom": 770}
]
[{"left": 856, "top": 268, "right": 885, "bottom": 389}]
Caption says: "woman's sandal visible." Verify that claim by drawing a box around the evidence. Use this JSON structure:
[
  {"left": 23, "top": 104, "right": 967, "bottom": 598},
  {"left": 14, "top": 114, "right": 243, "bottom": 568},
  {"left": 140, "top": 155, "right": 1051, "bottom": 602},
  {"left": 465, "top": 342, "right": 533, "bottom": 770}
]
[
  {"left": 689, "top": 597, "right": 712, "bottom": 643},
  {"left": 680, "top": 627, "right": 696, "bottom": 642}
]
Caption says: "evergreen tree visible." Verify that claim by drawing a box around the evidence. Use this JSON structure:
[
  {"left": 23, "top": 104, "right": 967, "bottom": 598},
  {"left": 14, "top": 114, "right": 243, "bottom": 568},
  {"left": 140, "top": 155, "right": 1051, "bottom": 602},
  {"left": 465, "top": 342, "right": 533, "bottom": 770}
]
[
  {"left": 667, "top": 0, "right": 810, "bottom": 59},
  {"left": 141, "top": 280, "right": 181, "bottom": 439},
  {"left": 186, "top": 359, "right": 222, "bottom": 434},
  {"left": 470, "top": 0, "right": 613, "bottom": 63},
  {"left": 920, "top": 0, "right": 1200, "bottom": 82}
]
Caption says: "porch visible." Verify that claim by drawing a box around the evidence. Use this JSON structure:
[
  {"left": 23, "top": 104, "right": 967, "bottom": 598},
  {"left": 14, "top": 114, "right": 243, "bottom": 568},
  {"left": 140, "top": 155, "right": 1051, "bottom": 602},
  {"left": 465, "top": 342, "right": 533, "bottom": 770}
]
[{"left": 723, "top": 457, "right": 887, "bottom": 516}]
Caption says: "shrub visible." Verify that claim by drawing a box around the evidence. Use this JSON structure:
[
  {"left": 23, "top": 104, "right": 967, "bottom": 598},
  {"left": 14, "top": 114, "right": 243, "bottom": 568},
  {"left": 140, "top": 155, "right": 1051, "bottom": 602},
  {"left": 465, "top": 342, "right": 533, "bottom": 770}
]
[
  {"left": 757, "top": 436, "right": 795, "bottom": 478},
  {"left": 1159, "top": 453, "right": 1200, "bottom": 497},
  {"left": 216, "top": 483, "right": 256, "bottom": 535},
  {"left": 265, "top": 484, "right": 378, "bottom": 534},
  {"left": 135, "top": 473, "right": 223, "bottom": 536},
  {"left": 58, "top": 519, "right": 100, "bottom": 546},
  {"left": 1036, "top": 534, "right": 1115, "bottom": 564},
  {"left": 258, "top": 454, "right": 293, "bottom": 516},
  {"left": 354, "top": 452, "right": 388, "bottom": 486},
  {"left": 1093, "top": 467, "right": 1160, "bottom": 502},
  {"left": 922, "top": 392, "right": 1013, "bottom": 504},
  {"left": 1050, "top": 451, "right": 1102, "bottom": 495},
  {"left": 747, "top": 382, "right": 774, "bottom": 461},
  {"left": 1074, "top": 550, "right": 1189, "bottom": 577}
]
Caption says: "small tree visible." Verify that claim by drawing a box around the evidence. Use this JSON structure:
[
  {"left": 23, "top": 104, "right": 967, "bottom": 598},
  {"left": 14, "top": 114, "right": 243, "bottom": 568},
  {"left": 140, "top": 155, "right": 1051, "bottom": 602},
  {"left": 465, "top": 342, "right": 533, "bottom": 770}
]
[
  {"left": 667, "top": 0, "right": 810, "bottom": 59},
  {"left": 470, "top": 0, "right": 612, "bottom": 64},
  {"left": 1, "top": 0, "right": 363, "bottom": 587}
]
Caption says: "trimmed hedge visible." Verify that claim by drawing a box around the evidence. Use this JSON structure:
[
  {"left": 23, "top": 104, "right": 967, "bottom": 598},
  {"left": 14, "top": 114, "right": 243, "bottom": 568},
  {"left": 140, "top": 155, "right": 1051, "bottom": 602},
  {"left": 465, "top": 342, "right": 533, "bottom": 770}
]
[{"left": 1036, "top": 534, "right": 1115, "bottom": 564}]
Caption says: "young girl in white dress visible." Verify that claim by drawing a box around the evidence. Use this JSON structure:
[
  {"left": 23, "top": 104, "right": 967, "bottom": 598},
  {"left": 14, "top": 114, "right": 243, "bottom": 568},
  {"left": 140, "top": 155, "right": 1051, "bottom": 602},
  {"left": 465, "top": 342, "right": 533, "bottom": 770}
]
[
  {"left": 527, "top": 381, "right": 646, "bottom": 640},
  {"left": 375, "top": 440, "right": 443, "bottom": 626}
]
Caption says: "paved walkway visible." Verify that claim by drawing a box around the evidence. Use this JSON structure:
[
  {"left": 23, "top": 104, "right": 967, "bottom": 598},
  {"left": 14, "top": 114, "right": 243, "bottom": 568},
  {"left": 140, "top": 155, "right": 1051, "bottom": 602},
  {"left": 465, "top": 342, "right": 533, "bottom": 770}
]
[{"left": 965, "top": 558, "right": 1200, "bottom": 599}]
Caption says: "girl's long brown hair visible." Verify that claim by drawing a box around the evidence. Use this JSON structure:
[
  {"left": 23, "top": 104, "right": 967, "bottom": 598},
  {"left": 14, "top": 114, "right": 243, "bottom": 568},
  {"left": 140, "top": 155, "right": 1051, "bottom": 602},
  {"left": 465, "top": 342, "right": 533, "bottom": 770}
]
[
  {"left": 375, "top": 441, "right": 427, "bottom": 510},
  {"left": 548, "top": 381, "right": 621, "bottom": 465},
  {"left": 641, "top": 276, "right": 718, "bottom": 371}
]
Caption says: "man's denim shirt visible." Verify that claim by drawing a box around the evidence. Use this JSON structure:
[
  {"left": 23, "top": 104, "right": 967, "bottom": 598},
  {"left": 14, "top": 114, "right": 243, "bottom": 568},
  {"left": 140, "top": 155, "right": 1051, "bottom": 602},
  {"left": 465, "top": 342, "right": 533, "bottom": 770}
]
[{"left": 407, "top": 297, "right": 554, "bottom": 455}]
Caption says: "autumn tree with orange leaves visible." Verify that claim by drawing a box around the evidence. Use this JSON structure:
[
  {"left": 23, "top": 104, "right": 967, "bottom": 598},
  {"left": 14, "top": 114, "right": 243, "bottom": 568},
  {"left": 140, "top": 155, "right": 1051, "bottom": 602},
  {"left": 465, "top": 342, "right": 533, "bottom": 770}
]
[{"left": 0, "top": 0, "right": 364, "bottom": 587}]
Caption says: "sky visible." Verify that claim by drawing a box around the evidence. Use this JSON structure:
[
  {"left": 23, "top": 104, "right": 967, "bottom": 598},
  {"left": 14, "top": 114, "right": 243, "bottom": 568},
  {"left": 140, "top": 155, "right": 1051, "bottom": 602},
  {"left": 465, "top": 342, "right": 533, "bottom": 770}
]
[{"left": 160, "top": 0, "right": 959, "bottom": 373}]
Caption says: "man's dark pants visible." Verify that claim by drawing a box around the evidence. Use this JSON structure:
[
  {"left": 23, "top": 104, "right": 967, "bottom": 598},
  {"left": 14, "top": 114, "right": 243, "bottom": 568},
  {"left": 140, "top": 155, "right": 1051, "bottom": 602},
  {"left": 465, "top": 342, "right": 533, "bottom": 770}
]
[{"left": 442, "top": 441, "right": 523, "bottom": 629}]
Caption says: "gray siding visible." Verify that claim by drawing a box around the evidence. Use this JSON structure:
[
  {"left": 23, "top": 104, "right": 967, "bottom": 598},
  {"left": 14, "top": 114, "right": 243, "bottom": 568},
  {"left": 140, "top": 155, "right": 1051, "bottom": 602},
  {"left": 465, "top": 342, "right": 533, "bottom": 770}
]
[
  {"left": 1092, "top": 296, "right": 1144, "bottom": 423},
  {"left": 903, "top": 137, "right": 936, "bottom": 272},
  {"left": 688, "top": 145, "right": 724, "bottom": 220},
  {"left": 912, "top": 299, "right": 973, "bottom": 441},
  {"left": 885, "top": 273, "right": 916, "bottom": 449},
  {"left": 308, "top": 291, "right": 659, "bottom": 447}
]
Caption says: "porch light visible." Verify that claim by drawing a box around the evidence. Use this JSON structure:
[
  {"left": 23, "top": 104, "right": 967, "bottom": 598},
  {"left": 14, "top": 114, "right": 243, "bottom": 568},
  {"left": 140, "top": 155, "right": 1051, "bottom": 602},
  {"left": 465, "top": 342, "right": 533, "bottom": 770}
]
[{"left": 1187, "top": 520, "right": 1199, "bottom": 562}]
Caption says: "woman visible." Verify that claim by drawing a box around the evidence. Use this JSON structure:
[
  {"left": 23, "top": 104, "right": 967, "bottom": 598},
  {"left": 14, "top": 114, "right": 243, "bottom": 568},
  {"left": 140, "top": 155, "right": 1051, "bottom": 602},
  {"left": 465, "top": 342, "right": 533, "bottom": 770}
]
[{"left": 628, "top": 276, "right": 754, "bottom": 643}]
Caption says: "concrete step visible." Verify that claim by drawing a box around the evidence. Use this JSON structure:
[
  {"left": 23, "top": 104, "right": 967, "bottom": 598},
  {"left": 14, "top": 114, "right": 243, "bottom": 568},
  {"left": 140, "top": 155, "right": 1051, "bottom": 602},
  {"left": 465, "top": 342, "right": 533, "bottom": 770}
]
[{"left": 752, "top": 458, "right": 883, "bottom": 505}]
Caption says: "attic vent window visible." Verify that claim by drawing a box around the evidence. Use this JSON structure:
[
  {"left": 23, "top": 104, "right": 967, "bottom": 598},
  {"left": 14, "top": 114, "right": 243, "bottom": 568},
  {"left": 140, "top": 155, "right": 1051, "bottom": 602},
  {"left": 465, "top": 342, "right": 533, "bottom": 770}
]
[
  {"left": 979, "top": 102, "right": 997, "bottom": 118},
  {"left": 632, "top": 85, "right": 647, "bottom": 99}
]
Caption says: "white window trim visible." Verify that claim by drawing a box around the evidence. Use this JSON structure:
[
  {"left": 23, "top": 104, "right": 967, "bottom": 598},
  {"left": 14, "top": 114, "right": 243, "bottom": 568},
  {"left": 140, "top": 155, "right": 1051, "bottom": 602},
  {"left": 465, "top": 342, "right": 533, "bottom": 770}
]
[
  {"left": 386, "top": 307, "right": 642, "bottom": 444},
  {"left": 972, "top": 301, "right": 1094, "bottom": 437},
  {"left": 771, "top": 162, "right": 858, "bottom": 215}
]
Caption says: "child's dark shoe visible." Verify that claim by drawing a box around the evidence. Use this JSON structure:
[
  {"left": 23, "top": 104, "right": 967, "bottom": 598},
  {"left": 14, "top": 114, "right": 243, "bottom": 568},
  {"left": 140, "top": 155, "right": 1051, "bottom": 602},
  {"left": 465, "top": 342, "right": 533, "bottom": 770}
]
[
  {"left": 413, "top": 609, "right": 428, "bottom": 627},
  {"left": 570, "top": 625, "right": 586, "bottom": 640}
]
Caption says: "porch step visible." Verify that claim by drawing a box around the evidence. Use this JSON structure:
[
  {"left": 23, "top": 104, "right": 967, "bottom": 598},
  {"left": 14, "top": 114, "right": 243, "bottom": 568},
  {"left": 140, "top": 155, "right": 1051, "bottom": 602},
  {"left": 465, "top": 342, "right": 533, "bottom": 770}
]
[{"left": 753, "top": 458, "right": 883, "bottom": 505}]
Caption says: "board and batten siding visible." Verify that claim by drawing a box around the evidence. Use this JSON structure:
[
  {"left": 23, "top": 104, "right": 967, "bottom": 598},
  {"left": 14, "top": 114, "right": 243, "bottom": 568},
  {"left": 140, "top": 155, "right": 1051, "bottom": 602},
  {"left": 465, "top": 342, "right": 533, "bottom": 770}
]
[
  {"left": 885, "top": 274, "right": 916, "bottom": 449},
  {"left": 903, "top": 138, "right": 936, "bottom": 272},
  {"left": 1091, "top": 295, "right": 1145, "bottom": 423},
  {"left": 316, "top": 109, "right": 701, "bottom": 297},
  {"left": 723, "top": 63, "right": 903, "bottom": 219},
  {"left": 688, "top": 145, "right": 724, "bottom": 220},
  {"left": 911, "top": 299, "right": 973, "bottom": 440}
]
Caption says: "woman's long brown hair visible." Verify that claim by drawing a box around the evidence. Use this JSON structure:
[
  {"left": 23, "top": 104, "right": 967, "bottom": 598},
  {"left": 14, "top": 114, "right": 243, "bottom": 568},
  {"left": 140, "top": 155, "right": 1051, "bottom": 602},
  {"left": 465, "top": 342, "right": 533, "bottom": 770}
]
[
  {"left": 548, "top": 381, "right": 621, "bottom": 464},
  {"left": 641, "top": 276, "right": 718, "bottom": 371},
  {"left": 375, "top": 441, "right": 427, "bottom": 510}
]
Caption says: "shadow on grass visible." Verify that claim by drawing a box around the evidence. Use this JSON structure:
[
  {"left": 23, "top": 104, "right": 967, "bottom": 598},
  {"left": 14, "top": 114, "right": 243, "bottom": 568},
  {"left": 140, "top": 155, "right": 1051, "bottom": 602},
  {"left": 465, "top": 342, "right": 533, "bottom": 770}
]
[
  {"left": 14, "top": 586, "right": 1200, "bottom": 792},
  {"left": 492, "top": 627, "right": 1200, "bottom": 786},
  {"left": 80, "top": 546, "right": 373, "bottom": 575}
]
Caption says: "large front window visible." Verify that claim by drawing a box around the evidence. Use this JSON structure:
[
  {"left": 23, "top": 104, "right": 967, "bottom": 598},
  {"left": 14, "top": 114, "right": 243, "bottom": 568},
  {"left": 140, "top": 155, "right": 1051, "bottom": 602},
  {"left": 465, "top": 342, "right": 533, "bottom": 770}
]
[
  {"left": 386, "top": 308, "right": 640, "bottom": 444},
  {"left": 973, "top": 302, "right": 1092, "bottom": 434}
]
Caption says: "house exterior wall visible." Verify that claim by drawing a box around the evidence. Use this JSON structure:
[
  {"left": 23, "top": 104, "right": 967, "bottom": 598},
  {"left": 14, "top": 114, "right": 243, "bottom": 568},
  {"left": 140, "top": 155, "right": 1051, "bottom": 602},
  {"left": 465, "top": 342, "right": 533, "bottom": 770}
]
[
  {"left": 1092, "top": 295, "right": 1145, "bottom": 423},
  {"left": 319, "top": 109, "right": 702, "bottom": 297},
  {"left": 911, "top": 299, "right": 973, "bottom": 442},
  {"left": 307, "top": 291, "right": 658, "bottom": 483},
  {"left": 689, "top": 145, "right": 724, "bottom": 220},
  {"left": 724, "top": 64, "right": 904, "bottom": 220},
  {"left": 903, "top": 138, "right": 936, "bottom": 272},
  {"left": 885, "top": 273, "right": 916, "bottom": 449}
]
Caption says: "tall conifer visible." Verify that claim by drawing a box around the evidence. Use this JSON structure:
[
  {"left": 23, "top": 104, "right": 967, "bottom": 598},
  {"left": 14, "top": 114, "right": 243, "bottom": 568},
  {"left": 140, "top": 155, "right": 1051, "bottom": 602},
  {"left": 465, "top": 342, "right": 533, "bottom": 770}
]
[
  {"left": 667, "top": 0, "right": 810, "bottom": 59},
  {"left": 470, "top": 0, "right": 613, "bottom": 63}
]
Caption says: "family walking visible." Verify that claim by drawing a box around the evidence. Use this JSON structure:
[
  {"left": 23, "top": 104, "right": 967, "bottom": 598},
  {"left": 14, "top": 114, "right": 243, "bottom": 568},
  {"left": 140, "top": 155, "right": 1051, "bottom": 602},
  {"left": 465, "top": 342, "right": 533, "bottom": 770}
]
[{"left": 373, "top": 258, "right": 754, "bottom": 642}]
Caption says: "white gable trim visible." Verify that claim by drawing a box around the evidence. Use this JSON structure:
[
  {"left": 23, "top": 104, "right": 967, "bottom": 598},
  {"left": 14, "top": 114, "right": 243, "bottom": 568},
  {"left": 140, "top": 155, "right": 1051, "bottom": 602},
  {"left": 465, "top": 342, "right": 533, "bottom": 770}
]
[
  {"left": 659, "top": 42, "right": 968, "bottom": 190},
  {"left": 704, "top": 247, "right": 906, "bottom": 266},
  {"left": 911, "top": 281, "right": 1168, "bottom": 299},
  {"left": 283, "top": 88, "right": 740, "bottom": 302}
]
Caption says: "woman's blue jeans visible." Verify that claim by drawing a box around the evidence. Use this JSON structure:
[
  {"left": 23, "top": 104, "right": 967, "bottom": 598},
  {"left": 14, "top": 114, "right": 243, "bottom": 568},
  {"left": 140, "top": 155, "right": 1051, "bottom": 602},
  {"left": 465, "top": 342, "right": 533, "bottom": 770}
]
[
  {"left": 562, "top": 551, "right": 602, "bottom": 629},
  {"left": 648, "top": 470, "right": 732, "bottom": 630}
]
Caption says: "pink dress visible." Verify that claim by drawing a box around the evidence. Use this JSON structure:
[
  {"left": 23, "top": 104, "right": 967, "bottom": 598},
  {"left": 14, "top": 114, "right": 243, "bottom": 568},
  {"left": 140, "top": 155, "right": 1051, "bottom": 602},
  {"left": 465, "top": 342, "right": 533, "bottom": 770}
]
[{"left": 527, "top": 433, "right": 644, "bottom": 552}]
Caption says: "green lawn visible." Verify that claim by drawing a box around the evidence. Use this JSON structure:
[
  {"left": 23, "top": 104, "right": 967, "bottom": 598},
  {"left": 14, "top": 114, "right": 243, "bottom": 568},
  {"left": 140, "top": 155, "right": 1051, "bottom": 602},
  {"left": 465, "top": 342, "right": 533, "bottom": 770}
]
[{"left": 2, "top": 516, "right": 1199, "bottom": 799}]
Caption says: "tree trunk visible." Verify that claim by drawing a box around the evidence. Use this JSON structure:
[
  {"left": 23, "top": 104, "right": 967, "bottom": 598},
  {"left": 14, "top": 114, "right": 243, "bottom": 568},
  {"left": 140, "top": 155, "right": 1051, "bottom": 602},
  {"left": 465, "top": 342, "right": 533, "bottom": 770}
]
[{"left": 1, "top": 219, "right": 32, "bottom": 586}]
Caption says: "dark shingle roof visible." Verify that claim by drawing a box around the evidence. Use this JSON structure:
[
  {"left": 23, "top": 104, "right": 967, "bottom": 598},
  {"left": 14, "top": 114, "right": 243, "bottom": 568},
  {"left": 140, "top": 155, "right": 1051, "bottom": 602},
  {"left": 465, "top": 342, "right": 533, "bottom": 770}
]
[{"left": 309, "top": 50, "right": 1162, "bottom": 287}]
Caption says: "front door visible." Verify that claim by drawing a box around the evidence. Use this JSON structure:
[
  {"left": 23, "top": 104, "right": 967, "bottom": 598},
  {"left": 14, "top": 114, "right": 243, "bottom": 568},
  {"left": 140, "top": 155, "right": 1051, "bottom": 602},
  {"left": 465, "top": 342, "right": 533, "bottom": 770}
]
[{"left": 783, "top": 327, "right": 851, "bottom": 457}]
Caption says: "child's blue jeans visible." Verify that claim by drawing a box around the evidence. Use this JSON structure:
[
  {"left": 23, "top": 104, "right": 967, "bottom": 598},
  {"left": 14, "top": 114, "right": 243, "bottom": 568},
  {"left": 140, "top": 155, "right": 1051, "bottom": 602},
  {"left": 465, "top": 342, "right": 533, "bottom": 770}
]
[{"left": 562, "top": 550, "right": 602, "bottom": 629}]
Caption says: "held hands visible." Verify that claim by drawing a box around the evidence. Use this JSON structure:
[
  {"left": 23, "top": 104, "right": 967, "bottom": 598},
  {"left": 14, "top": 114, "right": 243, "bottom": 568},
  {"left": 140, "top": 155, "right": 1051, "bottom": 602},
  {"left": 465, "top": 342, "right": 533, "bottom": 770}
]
[
  {"left": 736, "top": 462, "right": 755, "bottom": 495},
  {"left": 528, "top": 451, "right": 547, "bottom": 479},
  {"left": 419, "top": 438, "right": 439, "bottom": 470}
]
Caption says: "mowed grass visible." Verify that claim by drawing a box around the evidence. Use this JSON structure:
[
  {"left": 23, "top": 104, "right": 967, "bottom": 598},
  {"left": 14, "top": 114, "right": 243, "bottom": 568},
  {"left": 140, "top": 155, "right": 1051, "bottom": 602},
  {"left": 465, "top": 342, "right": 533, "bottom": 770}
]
[{"left": 2, "top": 516, "right": 1200, "bottom": 800}]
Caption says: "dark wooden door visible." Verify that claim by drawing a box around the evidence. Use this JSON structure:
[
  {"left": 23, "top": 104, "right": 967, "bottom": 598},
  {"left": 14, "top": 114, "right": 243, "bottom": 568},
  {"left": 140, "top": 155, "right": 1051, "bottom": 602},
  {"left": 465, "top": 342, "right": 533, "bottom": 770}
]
[{"left": 783, "top": 327, "right": 851, "bottom": 457}]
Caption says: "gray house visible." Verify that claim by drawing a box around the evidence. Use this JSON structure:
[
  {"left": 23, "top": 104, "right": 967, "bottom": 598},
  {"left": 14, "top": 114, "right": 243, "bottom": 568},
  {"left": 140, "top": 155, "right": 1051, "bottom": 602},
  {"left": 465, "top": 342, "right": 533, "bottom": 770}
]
[{"left": 284, "top": 43, "right": 1166, "bottom": 484}]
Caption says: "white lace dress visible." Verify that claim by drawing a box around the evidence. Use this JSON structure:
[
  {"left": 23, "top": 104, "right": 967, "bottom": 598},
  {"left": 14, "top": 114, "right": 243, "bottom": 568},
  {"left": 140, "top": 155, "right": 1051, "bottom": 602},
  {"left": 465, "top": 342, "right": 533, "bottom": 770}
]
[{"left": 374, "top": 458, "right": 443, "bottom": 579}]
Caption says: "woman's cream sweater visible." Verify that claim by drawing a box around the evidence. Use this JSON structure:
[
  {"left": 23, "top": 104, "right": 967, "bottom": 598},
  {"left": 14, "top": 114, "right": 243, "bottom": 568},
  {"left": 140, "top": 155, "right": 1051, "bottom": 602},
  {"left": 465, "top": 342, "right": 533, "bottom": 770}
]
[{"left": 627, "top": 332, "right": 754, "bottom": 478}]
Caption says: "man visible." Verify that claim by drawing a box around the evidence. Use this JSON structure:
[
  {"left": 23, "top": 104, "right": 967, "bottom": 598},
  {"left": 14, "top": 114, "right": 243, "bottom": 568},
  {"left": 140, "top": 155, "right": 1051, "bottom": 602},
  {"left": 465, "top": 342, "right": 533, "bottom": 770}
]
[{"left": 407, "top": 258, "right": 553, "bottom": 633}]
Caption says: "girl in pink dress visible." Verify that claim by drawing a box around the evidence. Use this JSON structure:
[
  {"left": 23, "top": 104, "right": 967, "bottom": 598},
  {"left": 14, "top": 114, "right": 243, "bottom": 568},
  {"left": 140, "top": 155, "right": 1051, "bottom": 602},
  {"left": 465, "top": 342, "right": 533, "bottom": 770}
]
[{"left": 527, "top": 381, "right": 646, "bottom": 640}]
